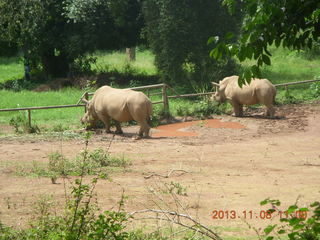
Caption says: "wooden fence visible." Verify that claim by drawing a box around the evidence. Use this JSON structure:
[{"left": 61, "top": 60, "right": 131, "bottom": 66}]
[{"left": 1, "top": 79, "right": 319, "bottom": 128}]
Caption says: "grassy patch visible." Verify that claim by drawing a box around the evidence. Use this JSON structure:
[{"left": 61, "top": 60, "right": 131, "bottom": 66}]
[
  {"left": 0, "top": 56, "right": 24, "bottom": 83},
  {"left": 91, "top": 49, "right": 157, "bottom": 76},
  {"left": 0, "top": 88, "right": 84, "bottom": 130},
  {"left": 0, "top": 148, "right": 131, "bottom": 180}
]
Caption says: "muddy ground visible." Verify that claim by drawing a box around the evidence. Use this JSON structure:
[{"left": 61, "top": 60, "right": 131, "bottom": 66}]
[{"left": 0, "top": 103, "right": 319, "bottom": 238}]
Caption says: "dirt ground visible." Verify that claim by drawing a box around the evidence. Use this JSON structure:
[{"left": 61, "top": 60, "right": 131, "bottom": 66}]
[{"left": 0, "top": 103, "right": 320, "bottom": 238}]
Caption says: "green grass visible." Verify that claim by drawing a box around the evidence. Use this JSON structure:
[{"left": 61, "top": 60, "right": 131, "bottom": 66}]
[
  {"left": 242, "top": 47, "right": 320, "bottom": 84},
  {"left": 0, "top": 88, "right": 84, "bottom": 131},
  {"left": 90, "top": 49, "right": 157, "bottom": 76},
  {"left": 0, "top": 56, "right": 24, "bottom": 83}
]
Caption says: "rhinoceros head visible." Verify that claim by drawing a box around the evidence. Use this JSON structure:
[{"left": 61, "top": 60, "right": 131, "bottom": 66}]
[
  {"left": 81, "top": 101, "right": 98, "bottom": 129},
  {"left": 212, "top": 81, "right": 227, "bottom": 102}
]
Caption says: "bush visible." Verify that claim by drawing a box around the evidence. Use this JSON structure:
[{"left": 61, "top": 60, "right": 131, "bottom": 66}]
[{"left": 261, "top": 199, "right": 320, "bottom": 240}]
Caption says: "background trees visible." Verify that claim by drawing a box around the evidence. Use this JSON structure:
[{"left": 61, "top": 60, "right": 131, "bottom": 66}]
[
  {"left": 212, "top": 0, "right": 320, "bottom": 85},
  {"left": 0, "top": 0, "right": 143, "bottom": 80},
  {"left": 143, "top": 0, "right": 240, "bottom": 88}
]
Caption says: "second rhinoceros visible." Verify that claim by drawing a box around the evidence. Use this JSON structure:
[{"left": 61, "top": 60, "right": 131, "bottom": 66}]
[{"left": 213, "top": 75, "right": 276, "bottom": 117}]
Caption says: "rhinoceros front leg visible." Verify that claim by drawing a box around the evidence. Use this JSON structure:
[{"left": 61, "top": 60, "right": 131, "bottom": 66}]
[
  {"left": 231, "top": 101, "right": 243, "bottom": 117},
  {"left": 114, "top": 121, "right": 123, "bottom": 134},
  {"left": 97, "top": 113, "right": 111, "bottom": 133}
]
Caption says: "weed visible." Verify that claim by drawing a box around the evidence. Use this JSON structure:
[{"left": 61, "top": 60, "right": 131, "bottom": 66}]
[
  {"left": 310, "top": 82, "right": 320, "bottom": 98},
  {"left": 9, "top": 114, "right": 40, "bottom": 134},
  {"left": 51, "top": 123, "right": 70, "bottom": 132},
  {"left": 164, "top": 181, "right": 188, "bottom": 196},
  {"left": 279, "top": 89, "right": 301, "bottom": 104}
]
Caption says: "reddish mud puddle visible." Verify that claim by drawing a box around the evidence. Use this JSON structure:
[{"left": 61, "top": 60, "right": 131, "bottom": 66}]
[{"left": 152, "top": 119, "right": 245, "bottom": 138}]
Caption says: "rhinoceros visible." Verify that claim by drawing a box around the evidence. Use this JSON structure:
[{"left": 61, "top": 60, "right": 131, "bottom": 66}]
[
  {"left": 212, "top": 75, "right": 276, "bottom": 117},
  {"left": 81, "top": 86, "right": 153, "bottom": 138}
]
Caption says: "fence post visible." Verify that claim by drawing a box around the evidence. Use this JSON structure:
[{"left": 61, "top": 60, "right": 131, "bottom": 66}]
[
  {"left": 27, "top": 109, "right": 31, "bottom": 128},
  {"left": 162, "top": 84, "right": 170, "bottom": 119}
]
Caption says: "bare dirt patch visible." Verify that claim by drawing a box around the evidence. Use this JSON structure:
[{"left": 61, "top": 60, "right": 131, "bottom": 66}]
[{"left": 0, "top": 103, "right": 320, "bottom": 238}]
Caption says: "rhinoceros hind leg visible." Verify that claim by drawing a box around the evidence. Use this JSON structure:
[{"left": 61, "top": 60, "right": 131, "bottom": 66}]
[
  {"left": 266, "top": 105, "right": 275, "bottom": 118},
  {"left": 138, "top": 120, "right": 150, "bottom": 138},
  {"left": 114, "top": 121, "right": 123, "bottom": 134}
]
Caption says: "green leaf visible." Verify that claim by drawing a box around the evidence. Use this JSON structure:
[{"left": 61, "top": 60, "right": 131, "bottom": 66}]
[
  {"left": 289, "top": 217, "right": 301, "bottom": 226},
  {"left": 287, "top": 205, "right": 298, "bottom": 214},
  {"left": 244, "top": 68, "right": 252, "bottom": 84},
  {"left": 275, "top": 38, "right": 281, "bottom": 48},
  {"left": 207, "top": 36, "right": 219, "bottom": 45},
  {"left": 299, "top": 207, "right": 309, "bottom": 212},
  {"left": 266, "top": 236, "right": 274, "bottom": 240},
  {"left": 225, "top": 32, "right": 234, "bottom": 40},
  {"left": 262, "top": 54, "right": 271, "bottom": 65},
  {"left": 210, "top": 48, "right": 220, "bottom": 60},
  {"left": 260, "top": 198, "right": 270, "bottom": 206},
  {"left": 264, "top": 224, "right": 276, "bottom": 235},
  {"left": 251, "top": 65, "right": 261, "bottom": 78},
  {"left": 293, "top": 224, "right": 304, "bottom": 231},
  {"left": 310, "top": 201, "right": 319, "bottom": 207},
  {"left": 277, "top": 229, "right": 286, "bottom": 234}
]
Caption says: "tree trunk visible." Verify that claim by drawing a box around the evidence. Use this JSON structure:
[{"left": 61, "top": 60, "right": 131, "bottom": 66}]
[
  {"left": 126, "top": 47, "right": 136, "bottom": 61},
  {"left": 41, "top": 49, "right": 70, "bottom": 80}
]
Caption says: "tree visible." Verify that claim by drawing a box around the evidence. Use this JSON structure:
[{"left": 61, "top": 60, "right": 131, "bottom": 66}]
[
  {"left": 0, "top": 0, "right": 143, "bottom": 80},
  {"left": 211, "top": 0, "right": 320, "bottom": 86},
  {"left": 142, "top": 0, "right": 241, "bottom": 88}
]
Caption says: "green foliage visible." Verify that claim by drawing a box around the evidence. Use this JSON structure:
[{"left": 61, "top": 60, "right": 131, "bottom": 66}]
[
  {"left": 173, "top": 99, "right": 228, "bottom": 119},
  {"left": 143, "top": 0, "right": 240, "bottom": 86},
  {"left": 211, "top": 0, "right": 320, "bottom": 85},
  {"left": 260, "top": 199, "right": 320, "bottom": 240},
  {"left": 0, "top": 0, "right": 143, "bottom": 80},
  {"left": 310, "top": 82, "right": 320, "bottom": 98},
  {"left": 9, "top": 114, "right": 40, "bottom": 134}
]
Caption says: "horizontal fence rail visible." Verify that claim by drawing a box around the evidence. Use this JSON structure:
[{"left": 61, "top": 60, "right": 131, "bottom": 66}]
[
  {"left": 0, "top": 104, "right": 85, "bottom": 112},
  {"left": 168, "top": 92, "right": 216, "bottom": 99},
  {"left": 274, "top": 79, "right": 320, "bottom": 87}
]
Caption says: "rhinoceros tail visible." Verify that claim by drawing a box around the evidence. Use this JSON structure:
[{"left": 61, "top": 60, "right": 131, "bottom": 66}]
[{"left": 146, "top": 100, "right": 153, "bottom": 125}]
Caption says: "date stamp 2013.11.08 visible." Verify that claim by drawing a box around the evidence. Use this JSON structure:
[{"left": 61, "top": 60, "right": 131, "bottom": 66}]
[{"left": 211, "top": 210, "right": 308, "bottom": 220}]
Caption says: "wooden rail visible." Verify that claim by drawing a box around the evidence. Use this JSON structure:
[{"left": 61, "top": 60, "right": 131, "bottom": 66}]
[
  {"left": 168, "top": 92, "right": 216, "bottom": 99},
  {"left": 0, "top": 104, "right": 85, "bottom": 129},
  {"left": 274, "top": 79, "right": 320, "bottom": 87}
]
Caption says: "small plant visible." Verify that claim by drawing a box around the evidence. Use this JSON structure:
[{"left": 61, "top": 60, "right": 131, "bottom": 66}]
[
  {"left": 310, "top": 81, "right": 320, "bottom": 98},
  {"left": 51, "top": 123, "right": 69, "bottom": 132},
  {"left": 48, "top": 151, "right": 70, "bottom": 183},
  {"left": 280, "top": 89, "right": 300, "bottom": 104},
  {"left": 259, "top": 198, "right": 320, "bottom": 240},
  {"left": 164, "top": 181, "right": 188, "bottom": 196},
  {"left": 192, "top": 100, "right": 223, "bottom": 119},
  {"left": 9, "top": 114, "right": 40, "bottom": 134}
]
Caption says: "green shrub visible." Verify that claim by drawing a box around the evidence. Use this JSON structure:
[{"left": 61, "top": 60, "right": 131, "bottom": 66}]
[{"left": 261, "top": 199, "right": 320, "bottom": 240}]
